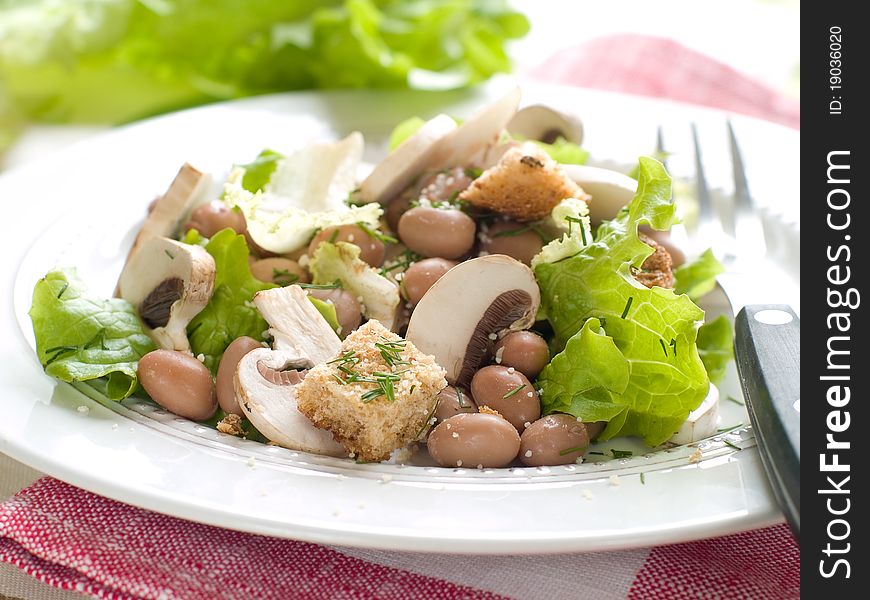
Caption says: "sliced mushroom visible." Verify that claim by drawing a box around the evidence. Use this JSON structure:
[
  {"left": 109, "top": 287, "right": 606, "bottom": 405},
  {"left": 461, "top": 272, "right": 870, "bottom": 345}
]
[
  {"left": 252, "top": 285, "right": 341, "bottom": 365},
  {"left": 405, "top": 255, "right": 540, "bottom": 388},
  {"left": 236, "top": 347, "right": 347, "bottom": 456},
  {"left": 118, "top": 237, "right": 215, "bottom": 351},
  {"left": 507, "top": 104, "right": 584, "bottom": 145},
  {"left": 428, "top": 87, "right": 521, "bottom": 170},
  {"left": 116, "top": 163, "right": 211, "bottom": 295},
  {"left": 359, "top": 114, "right": 457, "bottom": 204},
  {"left": 358, "top": 87, "right": 521, "bottom": 203},
  {"left": 670, "top": 384, "right": 720, "bottom": 445},
  {"left": 560, "top": 164, "right": 637, "bottom": 225}
]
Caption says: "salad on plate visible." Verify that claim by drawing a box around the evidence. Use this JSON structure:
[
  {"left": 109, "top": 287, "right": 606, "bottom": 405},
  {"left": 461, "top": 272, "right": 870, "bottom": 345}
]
[{"left": 28, "top": 88, "right": 732, "bottom": 469}]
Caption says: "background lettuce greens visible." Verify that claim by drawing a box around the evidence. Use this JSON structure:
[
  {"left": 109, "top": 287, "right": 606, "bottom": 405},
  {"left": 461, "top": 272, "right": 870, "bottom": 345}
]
[
  {"left": 0, "top": 0, "right": 528, "bottom": 140},
  {"left": 29, "top": 269, "right": 156, "bottom": 399},
  {"left": 674, "top": 248, "right": 725, "bottom": 300},
  {"left": 535, "top": 157, "right": 710, "bottom": 446}
]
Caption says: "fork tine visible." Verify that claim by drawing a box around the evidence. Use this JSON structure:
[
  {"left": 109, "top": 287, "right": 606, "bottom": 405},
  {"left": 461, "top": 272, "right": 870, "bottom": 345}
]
[
  {"left": 727, "top": 120, "right": 767, "bottom": 257},
  {"left": 689, "top": 123, "right": 722, "bottom": 241}
]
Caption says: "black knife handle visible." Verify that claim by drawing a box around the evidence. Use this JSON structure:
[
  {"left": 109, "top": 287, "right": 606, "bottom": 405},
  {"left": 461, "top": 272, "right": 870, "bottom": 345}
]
[{"left": 734, "top": 305, "right": 800, "bottom": 539}]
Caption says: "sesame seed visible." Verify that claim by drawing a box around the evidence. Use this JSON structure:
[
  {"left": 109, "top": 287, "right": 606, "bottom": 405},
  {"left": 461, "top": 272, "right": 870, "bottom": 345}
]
[
  {"left": 507, "top": 367, "right": 515, "bottom": 373},
  {"left": 347, "top": 234, "right": 355, "bottom": 242},
  {"left": 526, "top": 392, "right": 534, "bottom": 398},
  {"left": 523, "top": 422, "right": 531, "bottom": 428},
  {"left": 77, "top": 406, "right": 89, "bottom": 414},
  {"left": 524, "top": 450, "right": 533, "bottom": 458},
  {"left": 379, "top": 474, "right": 393, "bottom": 484},
  {"left": 111, "top": 423, "right": 118, "bottom": 430},
  {"left": 488, "top": 332, "right": 498, "bottom": 340},
  {"left": 452, "top": 432, "right": 459, "bottom": 438},
  {"left": 477, "top": 464, "right": 483, "bottom": 469},
  {"left": 247, "top": 457, "right": 256, "bottom": 468},
  {"left": 456, "top": 460, "right": 463, "bottom": 467},
  {"left": 196, "top": 353, "right": 205, "bottom": 362},
  {"left": 608, "top": 475, "right": 620, "bottom": 486}
]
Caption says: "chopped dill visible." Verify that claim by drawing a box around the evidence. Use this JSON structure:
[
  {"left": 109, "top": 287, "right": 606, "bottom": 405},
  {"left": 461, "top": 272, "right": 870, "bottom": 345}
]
[
  {"left": 502, "top": 384, "right": 527, "bottom": 399},
  {"left": 56, "top": 282, "right": 69, "bottom": 299},
  {"left": 356, "top": 221, "right": 398, "bottom": 245},
  {"left": 621, "top": 296, "right": 634, "bottom": 319},
  {"left": 559, "top": 446, "right": 586, "bottom": 456}
]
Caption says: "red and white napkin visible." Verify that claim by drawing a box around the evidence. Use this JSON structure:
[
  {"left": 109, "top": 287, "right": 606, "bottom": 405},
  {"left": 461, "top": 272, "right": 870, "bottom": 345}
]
[
  {"left": 1, "top": 34, "right": 800, "bottom": 599},
  {"left": 0, "top": 478, "right": 798, "bottom": 599}
]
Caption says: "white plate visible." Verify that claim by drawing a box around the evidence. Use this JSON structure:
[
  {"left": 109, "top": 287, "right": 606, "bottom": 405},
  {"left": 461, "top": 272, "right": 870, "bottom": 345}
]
[{"left": 0, "top": 83, "right": 799, "bottom": 554}]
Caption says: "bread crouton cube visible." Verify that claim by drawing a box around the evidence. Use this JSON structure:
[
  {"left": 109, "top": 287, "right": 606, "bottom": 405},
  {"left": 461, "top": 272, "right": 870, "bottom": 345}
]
[
  {"left": 459, "top": 144, "right": 590, "bottom": 221},
  {"left": 296, "top": 320, "right": 447, "bottom": 462}
]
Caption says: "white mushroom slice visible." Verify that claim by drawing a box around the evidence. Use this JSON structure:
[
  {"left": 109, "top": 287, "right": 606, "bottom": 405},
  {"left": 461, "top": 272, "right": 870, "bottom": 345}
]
[
  {"left": 118, "top": 237, "right": 215, "bottom": 352},
  {"left": 670, "top": 384, "right": 721, "bottom": 445},
  {"left": 236, "top": 348, "right": 347, "bottom": 456},
  {"left": 428, "top": 87, "right": 522, "bottom": 170},
  {"left": 252, "top": 285, "right": 341, "bottom": 364},
  {"left": 406, "top": 255, "right": 540, "bottom": 388},
  {"left": 133, "top": 164, "right": 211, "bottom": 256},
  {"left": 561, "top": 164, "right": 637, "bottom": 225},
  {"left": 508, "top": 104, "right": 584, "bottom": 145},
  {"left": 359, "top": 114, "right": 457, "bottom": 203}
]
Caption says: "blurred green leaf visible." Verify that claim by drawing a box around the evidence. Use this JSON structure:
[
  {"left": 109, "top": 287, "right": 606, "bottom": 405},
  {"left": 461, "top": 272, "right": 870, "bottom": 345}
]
[{"left": 0, "top": 0, "right": 529, "bottom": 133}]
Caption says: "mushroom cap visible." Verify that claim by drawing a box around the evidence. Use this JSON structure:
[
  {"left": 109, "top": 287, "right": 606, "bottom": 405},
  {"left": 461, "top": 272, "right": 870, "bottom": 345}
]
[
  {"left": 236, "top": 348, "right": 347, "bottom": 456},
  {"left": 507, "top": 104, "right": 584, "bottom": 145},
  {"left": 405, "top": 255, "right": 540, "bottom": 388},
  {"left": 118, "top": 236, "right": 215, "bottom": 351},
  {"left": 670, "top": 384, "right": 720, "bottom": 445},
  {"left": 560, "top": 164, "right": 638, "bottom": 225}
]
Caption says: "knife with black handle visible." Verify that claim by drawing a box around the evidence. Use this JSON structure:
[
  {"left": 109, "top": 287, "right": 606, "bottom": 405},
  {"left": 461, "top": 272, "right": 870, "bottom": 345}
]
[{"left": 734, "top": 304, "right": 800, "bottom": 539}]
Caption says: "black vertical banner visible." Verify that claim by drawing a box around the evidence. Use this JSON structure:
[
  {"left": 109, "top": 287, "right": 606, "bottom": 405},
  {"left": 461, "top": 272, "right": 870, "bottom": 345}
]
[{"left": 803, "top": 5, "right": 868, "bottom": 597}]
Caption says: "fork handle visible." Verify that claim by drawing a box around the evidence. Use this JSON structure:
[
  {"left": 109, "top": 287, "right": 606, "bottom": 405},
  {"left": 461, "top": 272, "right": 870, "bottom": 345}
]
[{"left": 734, "top": 305, "right": 800, "bottom": 539}]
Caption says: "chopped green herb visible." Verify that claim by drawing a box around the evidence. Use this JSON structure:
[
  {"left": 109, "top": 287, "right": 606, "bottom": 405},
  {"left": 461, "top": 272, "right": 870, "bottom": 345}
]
[
  {"left": 610, "top": 449, "right": 633, "bottom": 459},
  {"left": 328, "top": 229, "right": 339, "bottom": 244},
  {"left": 356, "top": 221, "right": 398, "bottom": 245},
  {"left": 723, "top": 439, "right": 741, "bottom": 451},
  {"left": 502, "top": 384, "right": 527, "bottom": 399},
  {"left": 621, "top": 296, "right": 634, "bottom": 319},
  {"left": 56, "top": 283, "right": 69, "bottom": 299},
  {"left": 465, "top": 167, "right": 483, "bottom": 179},
  {"left": 410, "top": 385, "right": 417, "bottom": 395},
  {"left": 298, "top": 280, "right": 342, "bottom": 290},
  {"left": 659, "top": 338, "right": 668, "bottom": 357},
  {"left": 669, "top": 338, "right": 677, "bottom": 357},
  {"left": 456, "top": 387, "right": 471, "bottom": 408},
  {"left": 640, "top": 472, "right": 646, "bottom": 484},
  {"left": 272, "top": 268, "right": 299, "bottom": 285},
  {"left": 493, "top": 225, "right": 531, "bottom": 238},
  {"left": 164, "top": 249, "right": 175, "bottom": 260},
  {"left": 726, "top": 395, "right": 745, "bottom": 405},
  {"left": 558, "top": 446, "right": 587, "bottom": 456},
  {"left": 587, "top": 451, "right": 605, "bottom": 456}
]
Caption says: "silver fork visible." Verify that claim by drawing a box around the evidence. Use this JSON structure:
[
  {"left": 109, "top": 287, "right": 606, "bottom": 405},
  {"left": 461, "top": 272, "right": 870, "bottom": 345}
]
[{"left": 660, "top": 121, "right": 801, "bottom": 538}]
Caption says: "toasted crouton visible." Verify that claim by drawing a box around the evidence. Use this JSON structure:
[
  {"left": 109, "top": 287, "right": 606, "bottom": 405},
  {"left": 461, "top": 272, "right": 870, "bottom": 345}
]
[
  {"left": 296, "top": 320, "right": 447, "bottom": 462},
  {"left": 459, "top": 144, "right": 590, "bottom": 221}
]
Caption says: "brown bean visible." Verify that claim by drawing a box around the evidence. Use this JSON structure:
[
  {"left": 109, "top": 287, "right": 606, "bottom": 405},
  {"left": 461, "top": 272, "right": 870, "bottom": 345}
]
[
  {"left": 386, "top": 195, "right": 413, "bottom": 233},
  {"left": 519, "top": 414, "right": 591, "bottom": 466},
  {"left": 216, "top": 337, "right": 262, "bottom": 415},
  {"left": 427, "top": 413, "right": 520, "bottom": 468},
  {"left": 398, "top": 207, "right": 476, "bottom": 259},
  {"left": 493, "top": 331, "right": 550, "bottom": 379},
  {"left": 481, "top": 221, "right": 544, "bottom": 266},
  {"left": 307, "top": 288, "right": 362, "bottom": 337},
  {"left": 138, "top": 350, "right": 216, "bottom": 421},
  {"left": 402, "top": 258, "right": 458, "bottom": 305},
  {"left": 308, "top": 224, "right": 386, "bottom": 267},
  {"left": 250, "top": 257, "right": 310, "bottom": 285},
  {"left": 470, "top": 365, "right": 540, "bottom": 432},
  {"left": 184, "top": 201, "right": 247, "bottom": 238},
  {"left": 585, "top": 421, "right": 606, "bottom": 440},
  {"left": 434, "top": 386, "right": 477, "bottom": 424}
]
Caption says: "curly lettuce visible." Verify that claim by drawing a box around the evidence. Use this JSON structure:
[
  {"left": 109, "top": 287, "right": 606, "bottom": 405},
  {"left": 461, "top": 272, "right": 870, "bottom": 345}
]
[
  {"left": 535, "top": 158, "right": 709, "bottom": 446},
  {"left": 29, "top": 269, "right": 156, "bottom": 399},
  {"left": 697, "top": 315, "right": 734, "bottom": 386},
  {"left": 674, "top": 248, "right": 725, "bottom": 300}
]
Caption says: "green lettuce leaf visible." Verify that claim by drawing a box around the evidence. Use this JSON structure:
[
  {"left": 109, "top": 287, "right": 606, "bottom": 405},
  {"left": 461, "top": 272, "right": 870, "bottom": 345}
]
[
  {"left": 308, "top": 295, "right": 342, "bottom": 334},
  {"left": 535, "top": 157, "right": 709, "bottom": 446},
  {"left": 188, "top": 229, "right": 276, "bottom": 372},
  {"left": 29, "top": 269, "right": 156, "bottom": 400},
  {"left": 239, "top": 149, "right": 284, "bottom": 193},
  {"left": 674, "top": 249, "right": 725, "bottom": 300},
  {"left": 697, "top": 315, "right": 734, "bottom": 385},
  {"left": 533, "top": 137, "right": 588, "bottom": 165}
]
